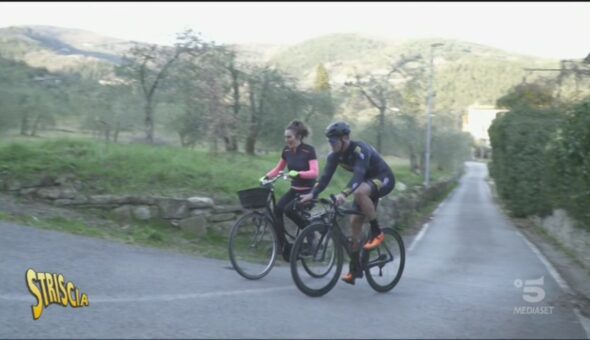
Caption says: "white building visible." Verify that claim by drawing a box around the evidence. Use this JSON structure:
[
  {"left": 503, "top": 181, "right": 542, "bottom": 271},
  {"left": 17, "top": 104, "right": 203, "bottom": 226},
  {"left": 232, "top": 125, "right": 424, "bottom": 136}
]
[{"left": 462, "top": 105, "right": 507, "bottom": 146}]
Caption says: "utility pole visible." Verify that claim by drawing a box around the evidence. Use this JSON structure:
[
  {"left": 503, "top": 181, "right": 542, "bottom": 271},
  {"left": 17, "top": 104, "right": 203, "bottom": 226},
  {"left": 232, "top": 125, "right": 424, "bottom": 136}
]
[
  {"left": 523, "top": 59, "right": 586, "bottom": 101},
  {"left": 523, "top": 67, "right": 564, "bottom": 102},
  {"left": 424, "top": 43, "right": 443, "bottom": 187}
]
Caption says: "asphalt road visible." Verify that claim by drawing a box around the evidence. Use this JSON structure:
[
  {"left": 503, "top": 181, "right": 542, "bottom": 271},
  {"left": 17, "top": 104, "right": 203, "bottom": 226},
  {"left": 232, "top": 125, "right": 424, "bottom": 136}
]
[{"left": 1, "top": 162, "right": 588, "bottom": 339}]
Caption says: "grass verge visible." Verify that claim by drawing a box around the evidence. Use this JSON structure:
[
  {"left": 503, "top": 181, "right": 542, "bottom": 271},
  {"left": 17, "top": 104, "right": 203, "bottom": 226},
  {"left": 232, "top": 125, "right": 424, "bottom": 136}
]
[
  {"left": 0, "top": 138, "right": 454, "bottom": 201},
  {"left": 0, "top": 210, "right": 229, "bottom": 260}
]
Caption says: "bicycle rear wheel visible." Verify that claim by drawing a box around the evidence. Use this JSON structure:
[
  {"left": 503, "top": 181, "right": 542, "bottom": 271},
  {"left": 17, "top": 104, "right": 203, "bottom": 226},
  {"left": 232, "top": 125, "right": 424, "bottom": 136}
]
[
  {"left": 364, "top": 227, "right": 405, "bottom": 292},
  {"left": 290, "top": 222, "right": 343, "bottom": 297},
  {"left": 228, "top": 211, "right": 277, "bottom": 280}
]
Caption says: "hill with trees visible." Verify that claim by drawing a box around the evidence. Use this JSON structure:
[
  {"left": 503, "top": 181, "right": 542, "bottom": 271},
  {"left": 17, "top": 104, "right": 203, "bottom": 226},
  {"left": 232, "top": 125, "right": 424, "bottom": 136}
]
[{"left": 2, "top": 25, "right": 581, "bottom": 177}]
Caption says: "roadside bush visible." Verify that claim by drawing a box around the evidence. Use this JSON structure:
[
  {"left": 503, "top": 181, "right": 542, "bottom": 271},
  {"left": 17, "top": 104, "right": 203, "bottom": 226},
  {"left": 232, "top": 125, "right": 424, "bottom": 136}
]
[
  {"left": 488, "top": 106, "right": 562, "bottom": 217},
  {"left": 544, "top": 99, "right": 590, "bottom": 228}
]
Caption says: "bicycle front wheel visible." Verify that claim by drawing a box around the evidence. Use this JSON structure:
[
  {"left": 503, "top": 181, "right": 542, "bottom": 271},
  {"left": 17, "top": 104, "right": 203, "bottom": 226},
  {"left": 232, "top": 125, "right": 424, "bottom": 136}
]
[
  {"left": 228, "top": 211, "right": 277, "bottom": 280},
  {"left": 364, "top": 227, "right": 405, "bottom": 292},
  {"left": 290, "top": 222, "right": 343, "bottom": 297}
]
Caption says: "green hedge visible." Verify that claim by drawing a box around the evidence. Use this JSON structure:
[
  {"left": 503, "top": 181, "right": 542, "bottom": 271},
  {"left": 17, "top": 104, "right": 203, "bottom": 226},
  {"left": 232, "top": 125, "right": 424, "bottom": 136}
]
[
  {"left": 488, "top": 106, "right": 562, "bottom": 217},
  {"left": 544, "top": 100, "right": 590, "bottom": 227},
  {"left": 489, "top": 98, "right": 590, "bottom": 229}
]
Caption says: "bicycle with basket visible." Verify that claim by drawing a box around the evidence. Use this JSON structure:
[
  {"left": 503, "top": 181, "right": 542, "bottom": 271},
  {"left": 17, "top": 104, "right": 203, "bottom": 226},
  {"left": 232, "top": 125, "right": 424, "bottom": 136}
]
[{"left": 228, "top": 172, "right": 336, "bottom": 280}]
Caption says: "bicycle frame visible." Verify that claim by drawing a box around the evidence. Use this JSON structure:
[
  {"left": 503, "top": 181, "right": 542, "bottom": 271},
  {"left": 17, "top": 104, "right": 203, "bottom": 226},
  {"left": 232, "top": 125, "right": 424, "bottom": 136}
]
[
  {"left": 290, "top": 196, "right": 405, "bottom": 296},
  {"left": 258, "top": 173, "right": 308, "bottom": 243},
  {"left": 312, "top": 198, "right": 393, "bottom": 271}
]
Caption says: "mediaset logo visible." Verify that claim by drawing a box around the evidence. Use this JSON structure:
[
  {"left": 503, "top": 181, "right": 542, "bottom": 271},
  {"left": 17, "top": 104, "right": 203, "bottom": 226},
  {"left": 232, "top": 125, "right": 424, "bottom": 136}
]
[
  {"left": 513, "top": 276, "right": 554, "bottom": 315},
  {"left": 25, "top": 268, "right": 89, "bottom": 320}
]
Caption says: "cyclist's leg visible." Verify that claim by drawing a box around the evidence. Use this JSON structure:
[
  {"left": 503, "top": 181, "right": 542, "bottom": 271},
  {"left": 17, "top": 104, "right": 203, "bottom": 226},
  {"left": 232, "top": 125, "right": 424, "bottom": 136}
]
[
  {"left": 284, "top": 188, "right": 312, "bottom": 229},
  {"left": 373, "top": 171, "right": 395, "bottom": 206},
  {"left": 342, "top": 195, "right": 368, "bottom": 285},
  {"left": 352, "top": 182, "right": 378, "bottom": 224},
  {"left": 344, "top": 174, "right": 396, "bottom": 282},
  {"left": 361, "top": 172, "right": 395, "bottom": 250},
  {"left": 275, "top": 190, "right": 298, "bottom": 260},
  {"left": 285, "top": 188, "right": 316, "bottom": 255}
]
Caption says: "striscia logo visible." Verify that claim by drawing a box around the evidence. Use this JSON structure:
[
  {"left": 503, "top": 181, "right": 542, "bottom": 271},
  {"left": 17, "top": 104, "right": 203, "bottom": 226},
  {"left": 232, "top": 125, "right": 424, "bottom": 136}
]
[{"left": 26, "top": 268, "right": 89, "bottom": 320}]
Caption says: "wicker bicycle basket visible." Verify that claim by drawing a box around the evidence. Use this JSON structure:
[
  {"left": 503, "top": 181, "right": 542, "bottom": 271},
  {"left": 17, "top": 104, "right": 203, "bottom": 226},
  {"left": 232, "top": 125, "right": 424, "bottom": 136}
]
[{"left": 237, "top": 187, "right": 271, "bottom": 209}]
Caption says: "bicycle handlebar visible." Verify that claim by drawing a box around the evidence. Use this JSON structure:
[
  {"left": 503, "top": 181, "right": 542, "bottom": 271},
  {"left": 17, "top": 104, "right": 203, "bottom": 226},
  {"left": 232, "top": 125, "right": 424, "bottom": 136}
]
[
  {"left": 259, "top": 171, "right": 290, "bottom": 186},
  {"left": 304, "top": 195, "right": 363, "bottom": 218}
]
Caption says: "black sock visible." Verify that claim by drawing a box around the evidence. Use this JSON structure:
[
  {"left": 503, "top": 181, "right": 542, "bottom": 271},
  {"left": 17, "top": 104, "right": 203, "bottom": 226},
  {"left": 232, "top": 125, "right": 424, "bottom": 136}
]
[
  {"left": 369, "top": 219, "right": 381, "bottom": 236},
  {"left": 350, "top": 251, "right": 360, "bottom": 270}
]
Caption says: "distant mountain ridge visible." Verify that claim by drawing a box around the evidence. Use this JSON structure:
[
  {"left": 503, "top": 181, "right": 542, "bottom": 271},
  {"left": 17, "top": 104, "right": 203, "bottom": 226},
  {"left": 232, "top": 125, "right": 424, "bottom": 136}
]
[
  {"left": 267, "top": 32, "right": 557, "bottom": 86},
  {"left": 0, "top": 24, "right": 557, "bottom": 71},
  {"left": 0, "top": 25, "right": 559, "bottom": 111},
  {"left": 0, "top": 25, "right": 136, "bottom": 64}
]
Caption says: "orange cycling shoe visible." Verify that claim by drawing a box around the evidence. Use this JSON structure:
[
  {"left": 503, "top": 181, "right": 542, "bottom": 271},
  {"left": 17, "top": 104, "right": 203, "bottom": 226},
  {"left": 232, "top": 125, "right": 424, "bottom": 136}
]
[
  {"left": 341, "top": 262, "right": 363, "bottom": 285},
  {"left": 363, "top": 232, "right": 385, "bottom": 251},
  {"left": 341, "top": 272, "right": 356, "bottom": 285}
]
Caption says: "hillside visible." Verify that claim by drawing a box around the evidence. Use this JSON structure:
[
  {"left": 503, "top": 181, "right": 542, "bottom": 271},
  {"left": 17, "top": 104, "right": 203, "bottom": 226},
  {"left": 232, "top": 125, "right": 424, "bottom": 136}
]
[
  {"left": 0, "top": 25, "right": 134, "bottom": 62},
  {"left": 264, "top": 33, "right": 563, "bottom": 122},
  {"left": 268, "top": 33, "right": 558, "bottom": 88},
  {"left": 268, "top": 33, "right": 396, "bottom": 84},
  {"left": 0, "top": 25, "right": 565, "bottom": 122},
  {"left": 0, "top": 25, "right": 134, "bottom": 75},
  {"left": 0, "top": 25, "right": 559, "bottom": 81}
]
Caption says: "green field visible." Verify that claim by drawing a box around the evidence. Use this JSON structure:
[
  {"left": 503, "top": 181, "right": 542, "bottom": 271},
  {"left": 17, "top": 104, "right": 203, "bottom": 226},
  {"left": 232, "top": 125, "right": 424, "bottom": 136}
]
[
  {"left": 0, "top": 136, "right": 456, "bottom": 258},
  {"left": 0, "top": 137, "right": 453, "bottom": 202}
]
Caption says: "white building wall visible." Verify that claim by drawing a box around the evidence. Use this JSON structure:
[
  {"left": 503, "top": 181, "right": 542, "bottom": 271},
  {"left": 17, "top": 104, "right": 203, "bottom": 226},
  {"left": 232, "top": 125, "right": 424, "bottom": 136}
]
[{"left": 463, "top": 106, "right": 507, "bottom": 145}]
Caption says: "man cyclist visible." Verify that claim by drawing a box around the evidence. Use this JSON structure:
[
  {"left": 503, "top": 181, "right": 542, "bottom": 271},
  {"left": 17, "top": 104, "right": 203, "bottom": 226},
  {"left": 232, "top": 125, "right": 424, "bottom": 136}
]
[{"left": 299, "top": 121, "right": 395, "bottom": 285}]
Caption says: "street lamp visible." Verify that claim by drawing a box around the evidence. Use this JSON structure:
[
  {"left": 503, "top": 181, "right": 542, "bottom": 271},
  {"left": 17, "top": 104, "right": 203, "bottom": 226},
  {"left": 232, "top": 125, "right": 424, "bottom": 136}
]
[{"left": 424, "top": 42, "right": 444, "bottom": 187}]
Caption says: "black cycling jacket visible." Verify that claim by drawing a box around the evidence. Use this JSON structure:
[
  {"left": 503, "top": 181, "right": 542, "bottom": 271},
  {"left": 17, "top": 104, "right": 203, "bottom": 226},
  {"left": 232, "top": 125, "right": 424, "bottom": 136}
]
[{"left": 312, "top": 140, "right": 393, "bottom": 198}]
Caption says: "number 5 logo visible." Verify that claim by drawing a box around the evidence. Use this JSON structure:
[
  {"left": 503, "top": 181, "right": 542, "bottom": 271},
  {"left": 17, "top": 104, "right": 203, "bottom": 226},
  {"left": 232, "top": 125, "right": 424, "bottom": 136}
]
[{"left": 514, "top": 276, "right": 545, "bottom": 303}]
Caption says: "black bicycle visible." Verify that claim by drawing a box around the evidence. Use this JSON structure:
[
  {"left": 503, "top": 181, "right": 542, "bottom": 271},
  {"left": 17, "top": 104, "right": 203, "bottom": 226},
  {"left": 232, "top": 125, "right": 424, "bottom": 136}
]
[
  {"left": 228, "top": 173, "right": 335, "bottom": 280},
  {"left": 289, "top": 196, "right": 405, "bottom": 297}
]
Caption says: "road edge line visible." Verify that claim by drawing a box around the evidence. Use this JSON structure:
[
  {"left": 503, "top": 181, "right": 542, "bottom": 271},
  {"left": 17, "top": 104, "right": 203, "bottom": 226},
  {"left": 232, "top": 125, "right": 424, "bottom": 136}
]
[{"left": 408, "top": 222, "right": 430, "bottom": 253}]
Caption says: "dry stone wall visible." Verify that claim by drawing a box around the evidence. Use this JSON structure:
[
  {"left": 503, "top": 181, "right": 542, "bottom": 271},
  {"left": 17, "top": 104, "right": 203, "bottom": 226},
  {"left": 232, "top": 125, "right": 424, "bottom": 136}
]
[
  {"left": 0, "top": 174, "right": 458, "bottom": 237},
  {"left": 0, "top": 175, "right": 241, "bottom": 236},
  {"left": 532, "top": 209, "right": 590, "bottom": 268}
]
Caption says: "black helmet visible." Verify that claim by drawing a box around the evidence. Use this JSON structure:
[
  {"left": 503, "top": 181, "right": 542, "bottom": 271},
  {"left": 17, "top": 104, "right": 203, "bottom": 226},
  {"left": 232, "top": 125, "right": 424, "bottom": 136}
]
[{"left": 324, "top": 121, "right": 351, "bottom": 138}]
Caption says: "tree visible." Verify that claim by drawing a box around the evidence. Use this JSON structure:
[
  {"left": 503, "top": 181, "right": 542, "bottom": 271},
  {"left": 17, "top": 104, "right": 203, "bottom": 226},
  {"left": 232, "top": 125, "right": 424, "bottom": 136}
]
[
  {"left": 431, "top": 130, "right": 473, "bottom": 172},
  {"left": 161, "top": 43, "right": 239, "bottom": 151},
  {"left": 223, "top": 49, "right": 243, "bottom": 152},
  {"left": 389, "top": 113, "right": 424, "bottom": 173},
  {"left": 553, "top": 59, "right": 590, "bottom": 102},
  {"left": 314, "top": 63, "right": 331, "bottom": 92},
  {"left": 496, "top": 82, "right": 555, "bottom": 110},
  {"left": 302, "top": 63, "right": 335, "bottom": 124},
  {"left": 0, "top": 58, "right": 68, "bottom": 136},
  {"left": 346, "top": 54, "right": 423, "bottom": 153},
  {"left": 301, "top": 90, "right": 336, "bottom": 124},
  {"left": 345, "top": 74, "right": 394, "bottom": 153},
  {"left": 395, "top": 60, "right": 428, "bottom": 172},
  {"left": 117, "top": 29, "right": 211, "bottom": 144},
  {"left": 243, "top": 66, "right": 302, "bottom": 155},
  {"left": 77, "top": 81, "right": 142, "bottom": 143},
  {"left": 211, "top": 46, "right": 249, "bottom": 153}
]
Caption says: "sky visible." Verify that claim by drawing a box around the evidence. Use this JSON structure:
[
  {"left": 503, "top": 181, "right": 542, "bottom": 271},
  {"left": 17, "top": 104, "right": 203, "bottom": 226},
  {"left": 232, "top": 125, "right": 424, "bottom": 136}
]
[{"left": 0, "top": 2, "right": 588, "bottom": 60}]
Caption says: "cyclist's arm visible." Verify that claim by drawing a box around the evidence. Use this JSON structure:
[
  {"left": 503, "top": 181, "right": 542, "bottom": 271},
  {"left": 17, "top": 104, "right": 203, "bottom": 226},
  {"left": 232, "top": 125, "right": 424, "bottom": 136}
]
[
  {"left": 342, "top": 148, "right": 370, "bottom": 197},
  {"left": 266, "top": 158, "right": 287, "bottom": 178},
  {"left": 298, "top": 146, "right": 318, "bottom": 179},
  {"left": 298, "top": 159, "right": 318, "bottom": 179},
  {"left": 311, "top": 153, "right": 337, "bottom": 198}
]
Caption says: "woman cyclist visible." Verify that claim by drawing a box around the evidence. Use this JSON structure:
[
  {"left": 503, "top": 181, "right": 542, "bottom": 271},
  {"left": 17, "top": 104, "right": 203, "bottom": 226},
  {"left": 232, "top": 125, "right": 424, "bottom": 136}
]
[{"left": 261, "top": 120, "right": 318, "bottom": 262}]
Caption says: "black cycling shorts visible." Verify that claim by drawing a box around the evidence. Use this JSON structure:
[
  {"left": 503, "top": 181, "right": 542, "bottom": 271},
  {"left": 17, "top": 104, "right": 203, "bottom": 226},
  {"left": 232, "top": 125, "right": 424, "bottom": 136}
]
[{"left": 352, "top": 171, "right": 395, "bottom": 210}]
